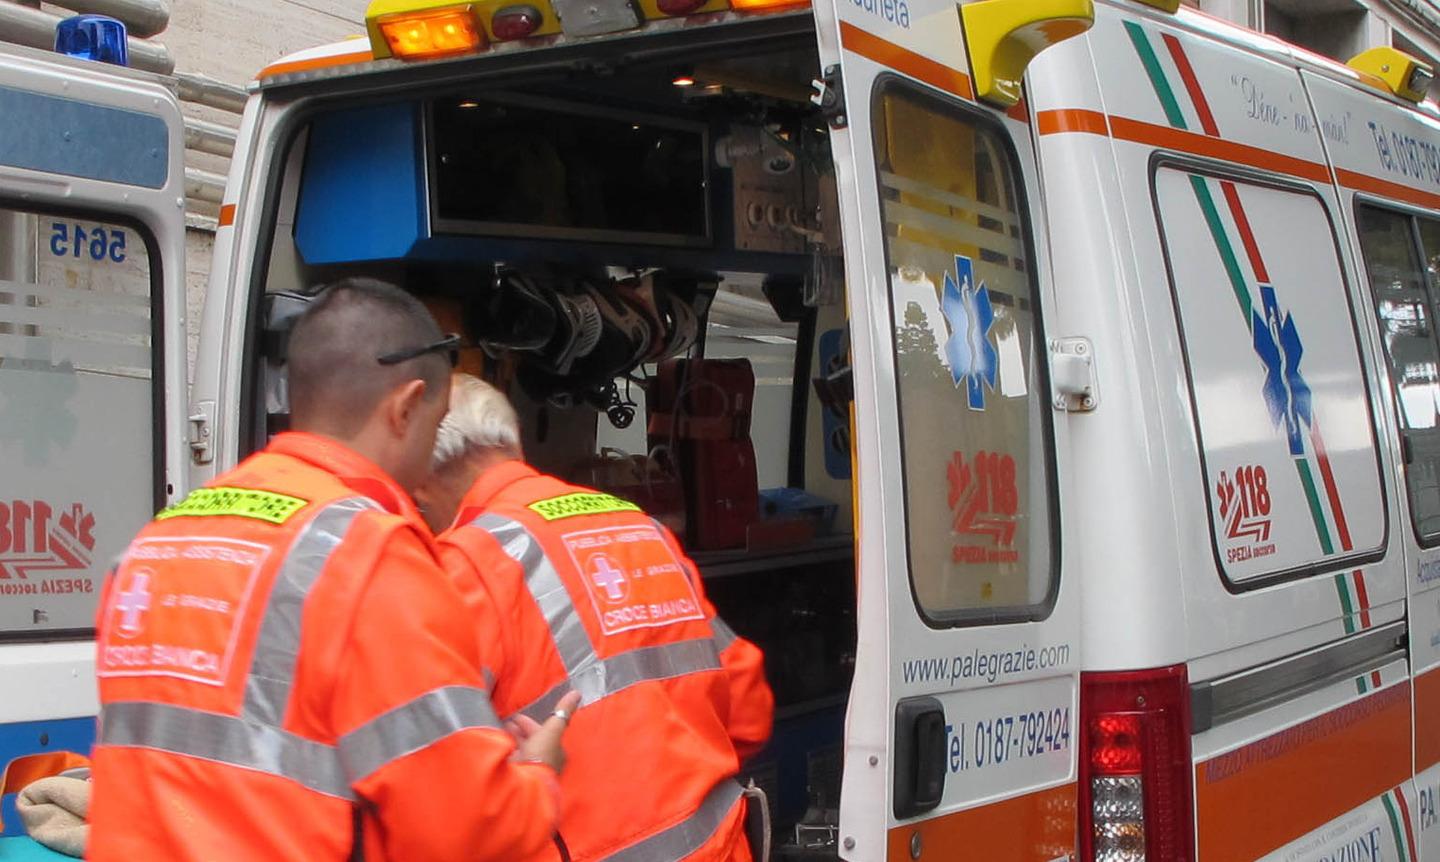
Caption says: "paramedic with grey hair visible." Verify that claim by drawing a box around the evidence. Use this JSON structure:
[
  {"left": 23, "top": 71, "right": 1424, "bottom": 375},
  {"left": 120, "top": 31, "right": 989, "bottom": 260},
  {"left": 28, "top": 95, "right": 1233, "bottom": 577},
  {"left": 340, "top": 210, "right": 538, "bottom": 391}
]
[{"left": 417, "top": 373, "right": 774, "bottom": 862}]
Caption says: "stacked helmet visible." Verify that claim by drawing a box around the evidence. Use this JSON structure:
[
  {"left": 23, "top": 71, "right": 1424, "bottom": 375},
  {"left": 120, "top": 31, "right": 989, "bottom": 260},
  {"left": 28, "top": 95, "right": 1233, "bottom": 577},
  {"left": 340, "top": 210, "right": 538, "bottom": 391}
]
[
  {"left": 613, "top": 275, "right": 669, "bottom": 363},
  {"left": 649, "top": 275, "right": 716, "bottom": 360},
  {"left": 465, "top": 270, "right": 558, "bottom": 353},
  {"left": 574, "top": 280, "right": 653, "bottom": 387},
  {"left": 540, "top": 287, "right": 604, "bottom": 376},
  {"left": 519, "top": 278, "right": 654, "bottom": 401}
]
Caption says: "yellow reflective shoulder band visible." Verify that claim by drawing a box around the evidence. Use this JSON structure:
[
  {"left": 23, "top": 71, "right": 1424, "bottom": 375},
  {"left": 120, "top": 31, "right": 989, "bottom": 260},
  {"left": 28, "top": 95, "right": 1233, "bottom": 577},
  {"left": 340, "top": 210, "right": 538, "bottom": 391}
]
[
  {"left": 528, "top": 492, "right": 641, "bottom": 521},
  {"left": 156, "top": 486, "right": 310, "bottom": 525}
]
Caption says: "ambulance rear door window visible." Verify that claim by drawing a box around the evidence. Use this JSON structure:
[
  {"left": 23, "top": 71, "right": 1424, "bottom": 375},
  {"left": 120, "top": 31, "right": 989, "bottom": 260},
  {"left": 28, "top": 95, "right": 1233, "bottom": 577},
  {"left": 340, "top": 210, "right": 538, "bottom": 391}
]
[
  {"left": 1154, "top": 168, "right": 1386, "bottom": 587},
  {"left": 872, "top": 80, "right": 1058, "bottom": 626},
  {"left": 1357, "top": 205, "right": 1440, "bottom": 542},
  {"left": 0, "top": 206, "right": 161, "bottom": 635}
]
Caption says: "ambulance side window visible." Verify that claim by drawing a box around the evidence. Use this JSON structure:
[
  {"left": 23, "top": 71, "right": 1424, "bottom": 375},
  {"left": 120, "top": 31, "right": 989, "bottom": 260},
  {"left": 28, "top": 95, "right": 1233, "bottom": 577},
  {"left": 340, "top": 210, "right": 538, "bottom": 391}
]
[
  {"left": 1358, "top": 206, "right": 1440, "bottom": 542},
  {"left": 871, "top": 80, "right": 1057, "bottom": 625},
  {"left": 0, "top": 205, "right": 161, "bottom": 635},
  {"left": 1156, "top": 170, "right": 1385, "bottom": 586}
]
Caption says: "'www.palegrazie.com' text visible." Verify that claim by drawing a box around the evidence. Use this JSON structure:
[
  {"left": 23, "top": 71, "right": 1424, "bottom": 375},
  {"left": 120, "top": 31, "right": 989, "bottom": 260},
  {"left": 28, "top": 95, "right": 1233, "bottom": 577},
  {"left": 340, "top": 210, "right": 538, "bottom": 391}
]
[{"left": 901, "top": 644, "right": 1072, "bottom": 686}]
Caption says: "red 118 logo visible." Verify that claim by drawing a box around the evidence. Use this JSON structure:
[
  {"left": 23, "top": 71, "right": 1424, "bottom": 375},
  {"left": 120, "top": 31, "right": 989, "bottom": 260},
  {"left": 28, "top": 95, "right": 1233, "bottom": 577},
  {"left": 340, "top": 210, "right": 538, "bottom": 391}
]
[
  {"left": 1216, "top": 466, "right": 1272, "bottom": 544},
  {"left": 0, "top": 501, "right": 96, "bottom": 580},
  {"left": 947, "top": 451, "right": 1020, "bottom": 564}
]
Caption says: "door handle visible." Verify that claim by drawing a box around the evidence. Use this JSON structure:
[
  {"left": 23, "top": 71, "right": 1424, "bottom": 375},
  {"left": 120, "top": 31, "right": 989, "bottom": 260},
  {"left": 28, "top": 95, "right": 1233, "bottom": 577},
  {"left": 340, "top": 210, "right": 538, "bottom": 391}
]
[{"left": 894, "top": 695, "right": 946, "bottom": 818}]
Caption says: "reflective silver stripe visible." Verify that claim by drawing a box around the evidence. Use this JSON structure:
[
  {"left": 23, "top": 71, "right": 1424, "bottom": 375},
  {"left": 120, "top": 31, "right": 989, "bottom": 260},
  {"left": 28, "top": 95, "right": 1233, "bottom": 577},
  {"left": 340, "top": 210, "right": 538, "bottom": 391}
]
[
  {"left": 515, "top": 638, "right": 723, "bottom": 723},
  {"left": 100, "top": 700, "right": 353, "bottom": 800},
  {"left": 244, "top": 497, "right": 379, "bottom": 725},
  {"left": 599, "top": 780, "right": 745, "bottom": 862},
  {"left": 711, "top": 617, "right": 738, "bottom": 652},
  {"left": 475, "top": 513, "right": 601, "bottom": 683},
  {"left": 339, "top": 685, "right": 502, "bottom": 783}
]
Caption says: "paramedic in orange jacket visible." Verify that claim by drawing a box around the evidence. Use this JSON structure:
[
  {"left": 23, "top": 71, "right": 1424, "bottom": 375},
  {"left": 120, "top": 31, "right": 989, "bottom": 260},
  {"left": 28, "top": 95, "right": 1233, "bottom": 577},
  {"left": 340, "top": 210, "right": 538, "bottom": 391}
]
[
  {"left": 90, "top": 279, "right": 576, "bottom": 862},
  {"left": 416, "top": 374, "right": 774, "bottom": 862}
]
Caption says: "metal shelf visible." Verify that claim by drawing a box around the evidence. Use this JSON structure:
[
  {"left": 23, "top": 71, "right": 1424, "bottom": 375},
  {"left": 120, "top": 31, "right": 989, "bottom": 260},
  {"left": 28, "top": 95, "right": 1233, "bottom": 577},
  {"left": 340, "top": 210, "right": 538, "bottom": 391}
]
[{"left": 691, "top": 533, "right": 854, "bottom": 579}]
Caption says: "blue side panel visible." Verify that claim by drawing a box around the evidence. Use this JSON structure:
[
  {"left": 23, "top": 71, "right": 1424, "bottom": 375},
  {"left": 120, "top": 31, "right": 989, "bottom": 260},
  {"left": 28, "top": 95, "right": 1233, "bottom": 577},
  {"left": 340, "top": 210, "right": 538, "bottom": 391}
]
[
  {"left": 0, "top": 718, "right": 95, "bottom": 838},
  {"left": 295, "top": 102, "right": 426, "bottom": 264},
  {"left": 0, "top": 836, "right": 73, "bottom": 860},
  {"left": 0, "top": 87, "right": 168, "bottom": 189}
]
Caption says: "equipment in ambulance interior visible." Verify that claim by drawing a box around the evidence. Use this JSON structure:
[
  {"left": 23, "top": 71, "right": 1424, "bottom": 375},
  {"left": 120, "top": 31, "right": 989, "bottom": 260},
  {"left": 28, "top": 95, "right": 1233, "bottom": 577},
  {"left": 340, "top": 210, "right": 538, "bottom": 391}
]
[{"left": 250, "top": 39, "right": 855, "bottom": 855}]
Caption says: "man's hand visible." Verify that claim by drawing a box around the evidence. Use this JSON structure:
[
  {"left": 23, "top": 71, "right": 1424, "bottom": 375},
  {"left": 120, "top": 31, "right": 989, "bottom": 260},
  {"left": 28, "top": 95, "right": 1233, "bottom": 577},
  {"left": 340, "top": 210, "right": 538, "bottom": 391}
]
[{"left": 510, "top": 690, "right": 581, "bottom": 773}]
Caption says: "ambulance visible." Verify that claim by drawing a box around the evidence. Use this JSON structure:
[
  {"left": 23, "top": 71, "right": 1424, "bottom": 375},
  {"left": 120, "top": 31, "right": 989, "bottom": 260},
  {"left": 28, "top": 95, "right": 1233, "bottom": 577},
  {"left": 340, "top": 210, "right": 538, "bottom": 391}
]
[
  {"left": 8, "top": 0, "right": 1440, "bottom": 857},
  {"left": 0, "top": 15, "right": 189, "bottom": 842}
]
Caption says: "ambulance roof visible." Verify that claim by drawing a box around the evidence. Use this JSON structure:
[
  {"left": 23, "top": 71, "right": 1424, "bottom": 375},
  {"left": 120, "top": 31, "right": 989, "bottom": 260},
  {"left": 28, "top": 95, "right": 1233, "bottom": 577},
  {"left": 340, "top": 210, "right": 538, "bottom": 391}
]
[{"left": 249, "top": 0, "right": 1438, "bottom": 118}]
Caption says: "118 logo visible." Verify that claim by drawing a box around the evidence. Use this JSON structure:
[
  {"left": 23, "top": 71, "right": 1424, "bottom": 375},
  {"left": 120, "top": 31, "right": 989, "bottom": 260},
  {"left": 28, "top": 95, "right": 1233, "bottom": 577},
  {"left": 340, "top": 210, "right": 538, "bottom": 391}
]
[{"left": 0, "top": 501, "right": 96, "bottom": 580}]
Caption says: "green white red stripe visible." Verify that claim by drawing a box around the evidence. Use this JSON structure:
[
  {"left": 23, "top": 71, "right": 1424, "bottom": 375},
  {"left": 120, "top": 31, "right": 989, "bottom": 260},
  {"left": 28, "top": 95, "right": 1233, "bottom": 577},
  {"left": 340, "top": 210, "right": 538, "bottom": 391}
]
[{"left": 1382, "top": 786, "right": 1418, "bottom": 862}]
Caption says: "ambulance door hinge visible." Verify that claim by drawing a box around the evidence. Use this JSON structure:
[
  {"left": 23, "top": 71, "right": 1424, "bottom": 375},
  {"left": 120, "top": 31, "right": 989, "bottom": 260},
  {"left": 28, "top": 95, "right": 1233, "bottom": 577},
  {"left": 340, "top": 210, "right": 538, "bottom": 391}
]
[
  {"left": 811, "top": 66, "right": 847, "bottom": 129},
  {"left": 1049, "top": 337, "right": 1098, "bottom": 412},
  {"left": 189, "top": 400, "right": 215, "bottom": 464}
]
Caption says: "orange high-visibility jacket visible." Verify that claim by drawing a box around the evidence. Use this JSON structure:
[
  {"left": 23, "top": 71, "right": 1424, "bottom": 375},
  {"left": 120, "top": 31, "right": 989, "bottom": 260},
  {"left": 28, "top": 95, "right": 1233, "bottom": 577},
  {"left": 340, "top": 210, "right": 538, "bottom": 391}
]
[
  {"left": 90, "top": 433, "right": 559, "bottom": 862},
  {"left": 437, "top": 460, "right": 775, "bottom": 862}
]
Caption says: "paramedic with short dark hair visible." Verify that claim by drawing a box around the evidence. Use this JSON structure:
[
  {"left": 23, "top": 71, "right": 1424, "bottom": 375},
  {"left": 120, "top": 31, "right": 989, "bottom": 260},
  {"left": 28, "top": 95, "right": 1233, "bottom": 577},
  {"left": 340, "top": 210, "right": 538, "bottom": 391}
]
[
  {"left": 418, "top": 373, "right": 774, "bottom": 862},
  {"left": 89, "top": 279, "right": 576, "bottom": 862}
]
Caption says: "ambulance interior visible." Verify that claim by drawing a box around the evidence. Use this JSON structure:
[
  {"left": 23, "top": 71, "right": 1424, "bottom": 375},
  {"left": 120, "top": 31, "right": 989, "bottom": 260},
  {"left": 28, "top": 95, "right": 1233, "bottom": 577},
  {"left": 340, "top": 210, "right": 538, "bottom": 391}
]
[{"left": 251, "top": 35, "right": 857, "bottom": 857}]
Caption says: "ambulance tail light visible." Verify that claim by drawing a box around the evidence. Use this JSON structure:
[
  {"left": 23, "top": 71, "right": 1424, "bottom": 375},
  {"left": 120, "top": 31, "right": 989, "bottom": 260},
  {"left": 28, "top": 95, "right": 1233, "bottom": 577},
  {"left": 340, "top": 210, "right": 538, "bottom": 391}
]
[
  {"left": 728, "top": 0, "right": 811, "bottom": 13},
  {"left": 371, "top": 3, "right": 486, "bottom": 60},
  {"left": 490, "top": 5, "right": 544, "bottom": 40},
  {"left": 1078, "top": 665, "right": 1194, "bottom": 862},
  {"left": 656, "top": 0, "right": 706, "bottom": 16}
]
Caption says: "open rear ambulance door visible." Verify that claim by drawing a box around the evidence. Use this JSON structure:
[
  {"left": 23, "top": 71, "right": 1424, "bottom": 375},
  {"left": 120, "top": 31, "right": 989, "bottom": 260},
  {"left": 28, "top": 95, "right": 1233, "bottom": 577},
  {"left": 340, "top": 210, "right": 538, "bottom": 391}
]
[
  {"left": 0, "top": 42, "right": 187, "bottom": 759},
  {"left": 807, "top": 2, "right": 1092, "bottom": 860}
]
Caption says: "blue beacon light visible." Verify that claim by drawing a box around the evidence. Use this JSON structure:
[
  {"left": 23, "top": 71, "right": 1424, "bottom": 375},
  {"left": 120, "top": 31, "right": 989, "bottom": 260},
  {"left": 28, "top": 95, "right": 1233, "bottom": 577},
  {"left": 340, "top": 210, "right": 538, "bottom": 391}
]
[{"left": 55, "top": 15, "right": 129, "bottom": 67}]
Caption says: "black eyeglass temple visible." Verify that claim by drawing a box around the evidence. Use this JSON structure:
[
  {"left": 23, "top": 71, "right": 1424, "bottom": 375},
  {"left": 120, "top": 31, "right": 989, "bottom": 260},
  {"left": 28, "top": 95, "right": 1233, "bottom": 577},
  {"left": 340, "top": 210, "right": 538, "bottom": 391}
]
[{"left": 376, "top": 333, "right": 462, "bottom": 367}]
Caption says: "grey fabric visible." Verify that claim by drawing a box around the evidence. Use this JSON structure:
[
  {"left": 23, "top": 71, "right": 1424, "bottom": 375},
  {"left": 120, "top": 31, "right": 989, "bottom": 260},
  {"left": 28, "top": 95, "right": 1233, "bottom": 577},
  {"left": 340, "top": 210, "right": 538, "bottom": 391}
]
[
  {"left": 99, "top": 700, "right": 353, "bottom": 799},
  {"left": 599, "top": 780, "right": 744, "bottom": 862},
  {"left": 338, "top": 685, "right": 502, "bottom": 783},
  {"left": 243, "top": 497, "right": 380, "bottom": 725},
  {"left": 515, "top": 639, "right": 722, "bottom": 723}
]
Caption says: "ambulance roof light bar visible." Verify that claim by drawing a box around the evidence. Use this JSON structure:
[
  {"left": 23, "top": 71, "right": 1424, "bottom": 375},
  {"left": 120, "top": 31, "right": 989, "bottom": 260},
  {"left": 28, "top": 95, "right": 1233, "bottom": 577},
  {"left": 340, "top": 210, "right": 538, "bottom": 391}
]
[
  {"left": 366, "top": 0, "right": 810, "bottom": 60},
  {"left": 55, "top": 15, "right": 129, "bottom": 67}
]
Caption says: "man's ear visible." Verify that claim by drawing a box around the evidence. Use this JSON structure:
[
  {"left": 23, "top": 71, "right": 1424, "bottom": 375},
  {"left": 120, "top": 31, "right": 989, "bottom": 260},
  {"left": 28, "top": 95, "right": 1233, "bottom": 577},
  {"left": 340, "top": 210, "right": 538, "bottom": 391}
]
[{"left": 385, "top": 378, "right": 429, "bottom": 437}]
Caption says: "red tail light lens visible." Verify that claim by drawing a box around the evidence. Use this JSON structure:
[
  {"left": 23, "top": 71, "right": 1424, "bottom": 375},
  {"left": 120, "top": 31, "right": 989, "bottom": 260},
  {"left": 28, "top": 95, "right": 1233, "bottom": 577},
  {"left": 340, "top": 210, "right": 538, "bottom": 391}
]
[
  {"left": 657, "top": 0, "right": 706, "bottom": 15},
  {"left": 1079, "top": 665, "right": 1195, "bottom": 862},
  {"left": 489, "top": 5, "right": 543, "bottom": 40},
  {"left": 1090, "top": 714, "right": 1143, "bottom": 774}
]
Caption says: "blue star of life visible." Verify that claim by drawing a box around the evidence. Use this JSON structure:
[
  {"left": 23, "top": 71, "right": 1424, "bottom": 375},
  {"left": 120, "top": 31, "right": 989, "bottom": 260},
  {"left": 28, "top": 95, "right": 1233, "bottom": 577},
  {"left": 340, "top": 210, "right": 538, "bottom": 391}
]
[
  {"left": 1251, "top": 284, "right": 1312, "bottom": 456},
  {"left": 941, "top": 254, "right": 998, "bottom": 410}
]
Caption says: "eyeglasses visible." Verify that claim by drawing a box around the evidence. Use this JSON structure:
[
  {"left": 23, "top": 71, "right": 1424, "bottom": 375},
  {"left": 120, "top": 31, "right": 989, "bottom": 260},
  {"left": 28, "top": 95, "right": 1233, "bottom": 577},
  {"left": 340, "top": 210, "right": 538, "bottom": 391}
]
[{"left": 376, "top": 333, "right": 461, "bottom": 368}]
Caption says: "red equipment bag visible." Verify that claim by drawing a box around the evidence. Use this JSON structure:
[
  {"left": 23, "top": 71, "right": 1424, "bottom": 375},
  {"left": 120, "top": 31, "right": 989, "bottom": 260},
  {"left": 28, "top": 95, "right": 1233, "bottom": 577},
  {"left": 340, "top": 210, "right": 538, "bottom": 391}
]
[
  {"left": 648, "top": 358, "right": 760, "bottom": 550},
  {"left": 647, "top": 358, "right": 755, "bottom": 441},
  {"left": 686, "top": 438, "right": 759, "bottom": 550}
]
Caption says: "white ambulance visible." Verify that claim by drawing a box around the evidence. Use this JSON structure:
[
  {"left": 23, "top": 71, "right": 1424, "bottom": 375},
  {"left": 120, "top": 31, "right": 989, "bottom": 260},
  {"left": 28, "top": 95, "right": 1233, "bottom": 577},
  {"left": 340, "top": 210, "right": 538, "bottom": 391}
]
[
  {"left": 0, "top": 21, "right": 187, "bottom": 839},
  {"left": 13, "top": 0, "right": 1440, "bottom": 858}
]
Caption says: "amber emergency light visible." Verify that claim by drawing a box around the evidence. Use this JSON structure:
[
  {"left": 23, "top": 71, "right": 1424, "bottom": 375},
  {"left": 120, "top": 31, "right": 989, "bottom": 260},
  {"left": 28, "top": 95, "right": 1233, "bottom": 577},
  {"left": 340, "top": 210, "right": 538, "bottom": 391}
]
[
  {"left": 961, "top": 0, "right": 1096, "bottom": 107},
  {"left": 1348, "top": 46, "right": 1435, "bottom": 103},
  {"left": 367, "top": 1, "right": 486, "bottom": 60}
]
